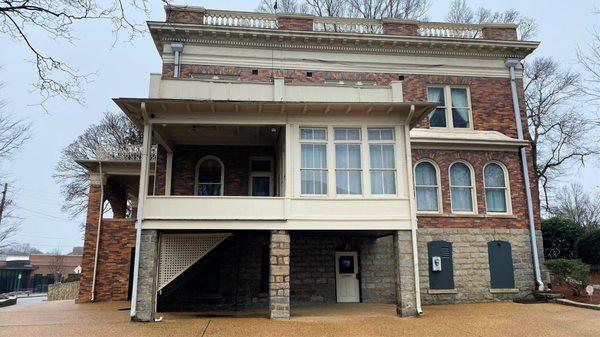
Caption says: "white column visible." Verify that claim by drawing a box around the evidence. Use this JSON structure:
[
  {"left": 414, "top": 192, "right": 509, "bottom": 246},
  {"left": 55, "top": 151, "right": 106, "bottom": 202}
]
[{"left": 165, "top": 152, "right": 173, "bottom": 196}]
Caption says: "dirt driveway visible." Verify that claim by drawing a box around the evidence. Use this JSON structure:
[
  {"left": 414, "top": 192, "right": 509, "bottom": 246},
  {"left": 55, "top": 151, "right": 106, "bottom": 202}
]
[{"left": 0, "top": 300, "right": 598, "bottom": 337}]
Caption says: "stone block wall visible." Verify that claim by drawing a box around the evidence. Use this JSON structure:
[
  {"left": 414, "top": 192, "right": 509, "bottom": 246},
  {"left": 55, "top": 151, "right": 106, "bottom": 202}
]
[
  {"left": 417, "top": 228, "right": 537, "bottom": 304},
  {"left": 134, "top": 229, "right": 159, "bottom": 322},
  {"left": 48, "top": 281, "right": 79, "bottom": 301},
  {"left": 269, "top": 230, "right": 290, "bottom": 319},
  {"left": 393, "top": 231, "right": 418, "bottom": 316}
]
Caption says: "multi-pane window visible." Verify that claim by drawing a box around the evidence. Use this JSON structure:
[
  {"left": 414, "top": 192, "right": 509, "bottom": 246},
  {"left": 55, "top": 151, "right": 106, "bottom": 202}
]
[
  {"left": 196, "top": 156, "right": 224, "bottom": 196},
  {"left": 415, "top": 161, "right": 440, "bottom": 212},
  {"left": 449, "top": 162, "right": 475, "bottom": 212},
  {"left": 368, "top": 128, "right": 396, "bottom": 195},
  {"left": 334, "top": 128, "right": 362, "bottom": 195},
  {"left": 300, "top": 128, "right": 328, "bottom": 195},
  {"left": 484, "top": 163, "right": 509, "bottom": 213},
  {"left": 427, "top": 86, "right": 472, "bottom": 129}
]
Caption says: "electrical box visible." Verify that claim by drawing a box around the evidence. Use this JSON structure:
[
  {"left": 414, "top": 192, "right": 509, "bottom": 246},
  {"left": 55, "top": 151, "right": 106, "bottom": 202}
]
[{"left": 431, "top": 256, "right": 442, "bottom": 272}]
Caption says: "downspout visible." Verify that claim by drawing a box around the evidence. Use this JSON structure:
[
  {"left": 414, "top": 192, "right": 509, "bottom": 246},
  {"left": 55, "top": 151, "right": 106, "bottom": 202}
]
[
  {"left": 505, "top": 59, "right": 544, "bottom": 291},
  {"left": 171, "top": 42, "right": 184, "bottom": 78},
  {"left": 90, "top": 163, "right": 104, "bottom": 302},
  {"left": 405, "top": 105, "right": 423, "bottom": 315}
]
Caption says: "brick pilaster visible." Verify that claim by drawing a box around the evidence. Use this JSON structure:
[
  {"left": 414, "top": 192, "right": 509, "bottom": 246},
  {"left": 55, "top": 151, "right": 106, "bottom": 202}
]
[
  {"left": 277, "top": 14, "right": 314, "bottom": 31},
  {"left": 482, "top": 24, "right": 519, "bottom": 40},
  {"left": 77, "top": 174, "right": 104, "bottom": 303},
  {"left": 165, "top": 7, "right": 205, "bottom": 24},
  {"left": 393, "top": 230, "right": 418, "bottom": 317},
  {"left": 269, "top": 230, "right": 290, "bottom": 319},
  {"left": 382, "top": 19, "right": 419, "bottom": 36}
]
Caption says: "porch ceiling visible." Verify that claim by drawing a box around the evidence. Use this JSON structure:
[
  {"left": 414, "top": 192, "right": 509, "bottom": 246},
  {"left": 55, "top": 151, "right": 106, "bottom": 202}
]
[{"left": 113, "top": 98, "right": 436, "bottom": 128}]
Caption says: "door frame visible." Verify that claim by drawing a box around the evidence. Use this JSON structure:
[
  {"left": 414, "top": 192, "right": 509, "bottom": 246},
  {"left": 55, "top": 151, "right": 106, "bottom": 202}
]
[
  {"left": 334, "top": 250, "right": 361, "bottom": 303},
  {"left": 248, "top": 156, "right": 274, "bottom": 196}
]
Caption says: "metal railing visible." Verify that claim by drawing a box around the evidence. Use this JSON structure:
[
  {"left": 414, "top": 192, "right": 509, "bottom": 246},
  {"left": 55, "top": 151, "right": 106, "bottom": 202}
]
[
  {"left": 200, "top": 9, "right": 490, "bottom": 39},
  {"left": 95, "top": 145, "right": 158, "bottom": 161}
]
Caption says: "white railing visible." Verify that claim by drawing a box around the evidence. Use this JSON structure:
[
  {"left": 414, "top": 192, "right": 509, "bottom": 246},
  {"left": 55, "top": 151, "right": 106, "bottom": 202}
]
[
  {"left": 417, "top": 22, "right": 482, "bottom": 39},
  {"left": 313, "top": 17, "right": 384, "bottom": 34},
  {"left": 200, "top": 9, "right": 486, "bottom": 39},
  {"left": 203, "top": 10, "right": 278, "bottom": 29},
  {"left": 95, "top": 144, "right": 158, "bottom": 161}
]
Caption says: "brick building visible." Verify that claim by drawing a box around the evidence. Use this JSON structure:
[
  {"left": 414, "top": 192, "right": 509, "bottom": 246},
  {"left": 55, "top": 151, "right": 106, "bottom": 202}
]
[{"left": 75, "top": 6, "right": 544, "bottom": 321}]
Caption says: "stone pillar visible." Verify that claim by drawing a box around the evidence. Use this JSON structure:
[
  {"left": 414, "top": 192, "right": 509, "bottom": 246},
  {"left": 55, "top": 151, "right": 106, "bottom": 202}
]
[
  {"left": 393, "top": 230, "right": 418, "bottom": 317},
  {"left": 269, "top": 230, "right": 290, "bottom": 319},
  {"left": 77, "top": 173, "right": 105, "bottom": 303},
  {"left": 133, "top": 229, "right": 159, "bottom": 322}
]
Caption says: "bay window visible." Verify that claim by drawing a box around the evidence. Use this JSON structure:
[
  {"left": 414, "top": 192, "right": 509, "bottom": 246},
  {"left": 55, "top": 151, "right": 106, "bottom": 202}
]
[
  {"left": 334, "top": 128, "right": 362, "bottom": 195},
  {"left": 368, "top": 128, "right": 396, "bottom": 195},
  {"left": 300, "top": 128, "right": 328, "bottom": 195}
]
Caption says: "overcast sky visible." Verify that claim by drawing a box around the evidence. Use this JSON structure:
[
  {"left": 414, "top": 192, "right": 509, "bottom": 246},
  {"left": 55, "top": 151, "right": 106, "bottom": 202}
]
[{"left": 0, "top": 0, "right": 598, "bottom": 253}]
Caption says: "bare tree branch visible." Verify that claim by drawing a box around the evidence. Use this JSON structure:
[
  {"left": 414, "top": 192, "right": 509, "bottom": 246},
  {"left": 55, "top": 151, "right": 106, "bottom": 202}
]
[{"left": 550, "top": 183, "right": 600, "bottom": 229}]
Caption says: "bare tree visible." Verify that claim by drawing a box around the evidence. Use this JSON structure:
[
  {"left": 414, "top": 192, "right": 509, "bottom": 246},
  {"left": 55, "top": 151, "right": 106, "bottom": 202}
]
[
  {"left": 305, "top": 0, "right": 348, "bottom": 17},
  {"left": 53, "top": 111, "right": 142, "bottom": 219},
  {"left": 0, "top": 0, "right": 169, "bottom": 106},
  {"left": 524, "top": 57, "right": 599, "bottom": 209},
  {"left": 577, "top": 11, "right": 600, "bottom": 105},
  {"left": 47, "top": 248, "right": 66, "bottom": 283},
  {"left": 445, "top": 0, "right": 538, "bottom": 40},
  {"left": 0, "top": 243, "right": 42, "bottom": 255},
  {"left": 550, "top": 183, "right": 600, "bottom": 229}
]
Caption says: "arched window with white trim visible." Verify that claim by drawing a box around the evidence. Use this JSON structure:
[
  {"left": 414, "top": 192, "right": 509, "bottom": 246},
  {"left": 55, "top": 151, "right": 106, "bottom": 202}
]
[
  {"left": 415, "top": 161, "right": 441, "bottom": 212},
  {"left": 196, "top": 156, "right": 224, "bottom": 196},
  {"left": 449, "top": 162, "right": 476, "bottom": 213},
  {"left": 484, "top": 162, "right": 510, "bottom": 213}
]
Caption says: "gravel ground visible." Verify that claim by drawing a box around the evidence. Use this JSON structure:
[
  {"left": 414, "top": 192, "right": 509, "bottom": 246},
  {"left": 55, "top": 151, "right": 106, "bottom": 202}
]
[{"left": 0, "top": 300, "right": 599, "bottom": 337}]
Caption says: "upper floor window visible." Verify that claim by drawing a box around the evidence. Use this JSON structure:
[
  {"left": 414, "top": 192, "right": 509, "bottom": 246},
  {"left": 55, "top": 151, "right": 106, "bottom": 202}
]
[
  {"left": 334, "top": 128, "right": 362, "bottom": 195},
  {"left": 300, "top": 128, "right": 328, "bottom": 195},
  {"left": 484, "top": 163, "right": 510, "bottom": 213},
  {"left": 368, "top": 128, "right": 396, "bottom": 195},
  {"left": 427, "top": 86, "right": 472, "bottom": 129},
  {"left": 415, "top": 161, "right": 441, "bottom": 212},
  {"left": 196, "top": 156, "right": 224, "bottom": 196},
  {"left": 449, "top": 162, "right": 476, "bottom": 213}
]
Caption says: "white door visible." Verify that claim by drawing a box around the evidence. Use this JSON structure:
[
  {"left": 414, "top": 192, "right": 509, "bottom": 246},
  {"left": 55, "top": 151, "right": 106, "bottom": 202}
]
[{"left": 335, "top": 251, "right": 360, "bottom": 303}]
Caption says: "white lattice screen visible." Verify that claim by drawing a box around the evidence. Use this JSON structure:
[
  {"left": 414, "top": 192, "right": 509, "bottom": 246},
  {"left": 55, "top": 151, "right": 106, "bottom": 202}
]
[{"left": 158, "top": 233, "right": 230, "bottom": 291}]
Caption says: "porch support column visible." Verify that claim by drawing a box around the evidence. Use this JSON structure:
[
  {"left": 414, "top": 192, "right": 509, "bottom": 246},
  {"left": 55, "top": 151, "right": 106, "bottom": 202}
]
[
  {"left": 269, "top": 230, "right": 290, "bottom": 319},
  {"left": 393, "top": 230, "right": 418, "bottom": 317},
  {"left": 133, "top": 229, "right": 159, "bottom": 322}
]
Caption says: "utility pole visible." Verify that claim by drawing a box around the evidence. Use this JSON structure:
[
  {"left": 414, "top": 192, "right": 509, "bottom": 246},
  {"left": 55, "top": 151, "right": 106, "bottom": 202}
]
[{"left": 0, "top": 183, "right": 7, "bottom": 226}]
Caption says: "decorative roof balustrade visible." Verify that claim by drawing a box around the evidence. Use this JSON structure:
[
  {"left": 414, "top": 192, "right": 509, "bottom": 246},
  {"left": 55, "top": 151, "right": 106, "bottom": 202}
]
[
  {"left": 203, "top": 9, "right": 278, "bottom": 29},
  {"left": 95, "top": 145, "right": 157, "bottom": 161},
  {"left": 313, "top": 16, "right": 384, "bottom": 34}
]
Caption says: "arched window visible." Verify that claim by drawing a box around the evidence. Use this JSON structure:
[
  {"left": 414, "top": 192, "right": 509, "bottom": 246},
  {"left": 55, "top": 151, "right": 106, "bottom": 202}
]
[
  {"left": 484, "top": 163, "right": 510, "bottom": 213},
  {"left": 449, "top": 162, "right": 475, "bottom": 213},
  {"left": 415, "top": 161, "right": 441, "bottom": 212},
  {"left": 196, "top": 156, "right": 224, "bottom": 196}
]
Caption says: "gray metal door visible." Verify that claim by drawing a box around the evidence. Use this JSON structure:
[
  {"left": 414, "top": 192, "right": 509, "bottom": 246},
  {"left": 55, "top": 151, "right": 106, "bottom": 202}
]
[
  {"left": 487, "top": 241, "right": 515, "bottom": 289},
  {"left": 428, "top": 241, "right": 454, "bottom": 290}
]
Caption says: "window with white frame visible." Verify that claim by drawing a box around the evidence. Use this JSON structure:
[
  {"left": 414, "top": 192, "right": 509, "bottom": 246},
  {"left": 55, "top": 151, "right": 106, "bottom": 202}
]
[
  {"left": 484, "top": 163, "right": 509, "bottom": 213},
  {"left": 334, "top": 128, "right": 362, "bottom": 195},
  {"left": 415, "top": 161, "right": 441, "bottom": 212},
  {"left": 449, "top": 162, "right": 475, "bottom": 212},
  {"left": 427, "top": 86, "right": 472, "bottom": 129},
  {"left": 196, "top": 156, "right": 224, "bottom": 196},
  {"left": 300, "top": 128, "right": 328, "bottom": 195},
  {"left": 368, "top": 128, "right": 396, "bottom": 195}
]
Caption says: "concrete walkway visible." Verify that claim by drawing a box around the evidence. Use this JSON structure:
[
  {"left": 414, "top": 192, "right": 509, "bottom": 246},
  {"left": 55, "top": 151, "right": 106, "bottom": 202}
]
[{"left": 1, "top": 300, "right": 599, "bottom": 337}]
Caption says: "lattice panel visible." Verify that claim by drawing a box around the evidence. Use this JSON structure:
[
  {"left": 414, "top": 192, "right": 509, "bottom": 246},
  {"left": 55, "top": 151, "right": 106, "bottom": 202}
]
[{"left": 158, "top": 233, "right": 230, "bottom": 291}]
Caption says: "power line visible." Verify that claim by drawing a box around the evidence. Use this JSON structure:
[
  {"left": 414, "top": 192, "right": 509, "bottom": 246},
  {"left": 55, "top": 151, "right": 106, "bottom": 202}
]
[
  {"left": 14, "top": 234, "right": 82, "bottom": 241},
  {"left": 13, "top": 206, "right": 73, "bottom": 221}
]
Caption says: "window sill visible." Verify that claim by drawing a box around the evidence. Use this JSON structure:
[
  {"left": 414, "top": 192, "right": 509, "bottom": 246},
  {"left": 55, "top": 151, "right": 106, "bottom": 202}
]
[
  {"left": 417, "top": 213, "right": 517, "bottom": 219},
  {"left": 490, "top": 288, "right": 519, "bottom": 294},
  {"left": 428, "top": 289, "right": 458, "bottom": 295}
]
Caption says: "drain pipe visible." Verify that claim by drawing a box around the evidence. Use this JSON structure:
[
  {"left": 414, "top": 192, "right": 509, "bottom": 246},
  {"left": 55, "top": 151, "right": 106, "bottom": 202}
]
[
  {"left": 505, "top": 59, "right": 544, "bottom": 291},
  {"left": 171, "top": 42, "right": 184, "bottom": 78},
  {"left": 90, "top": 163, "right": 104, "bottom": 302}
]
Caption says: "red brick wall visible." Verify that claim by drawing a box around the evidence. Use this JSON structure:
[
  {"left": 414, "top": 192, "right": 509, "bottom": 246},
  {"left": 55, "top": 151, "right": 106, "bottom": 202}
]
[
  {"left": 383, "top": 21, "right": 419, "bottom": 36},
  {"left": 482, "top": 27, "right": 518, "bottom": 41},
  {"left": 413, "top": 149, "right": 539, "bottom": 229},
  {"left": 166, "top": 9, "right": 204, "bottom": 24},
  {"left": 278, "top": 17, "right": 313, "bottom": 31},
  {"left": 78, "top": 183, "right": 136, "bottom": 303},
  {"left": 157, "top": 146, "right": 276, "bottom": 196},
  {"left": 162, "top": 64, "right": 400, "bottom": 86}
]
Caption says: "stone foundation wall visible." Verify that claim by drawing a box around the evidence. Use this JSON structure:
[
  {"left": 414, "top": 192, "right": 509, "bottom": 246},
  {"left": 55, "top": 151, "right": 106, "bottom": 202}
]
[
  {"left": 48, "top": 282, "right": 79, "bottom": 301},
  {"left": 417, "top": 228, "right": 540, "bottom": 305},
  {"left": 290, "top": 235, "right": 395, "bottom": 305}
]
